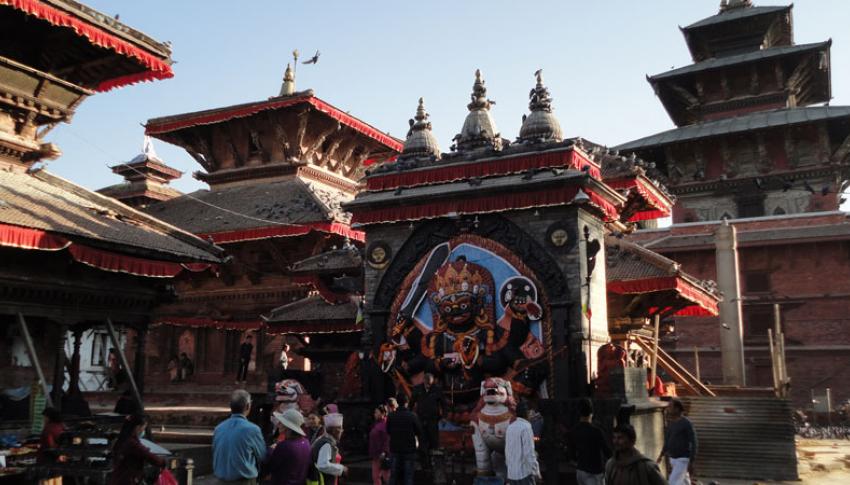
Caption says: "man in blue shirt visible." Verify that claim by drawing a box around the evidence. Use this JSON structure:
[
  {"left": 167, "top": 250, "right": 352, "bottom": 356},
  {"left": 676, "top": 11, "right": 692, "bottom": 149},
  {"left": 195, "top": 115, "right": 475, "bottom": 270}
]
[{"left": 213, "top": 389, "right": 266, "bottom": 484}]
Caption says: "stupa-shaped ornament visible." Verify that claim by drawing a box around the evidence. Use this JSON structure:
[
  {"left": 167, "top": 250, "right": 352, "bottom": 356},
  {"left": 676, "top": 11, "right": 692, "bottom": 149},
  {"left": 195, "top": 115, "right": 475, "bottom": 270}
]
[
  {"left": 455, "top": 69, "right": 501, "bottom": 152},
  {"left": 279, "top": 63, "right": 296, "bottom": 96},
  {"left": 719, "top": 0, "right": 752, "bottom": 12},
  {"left": 400, "top": 97, "right": 441, "bottom": 161},
  {"left": 518, "top": 70, "right": 563, "bottom": 143}
]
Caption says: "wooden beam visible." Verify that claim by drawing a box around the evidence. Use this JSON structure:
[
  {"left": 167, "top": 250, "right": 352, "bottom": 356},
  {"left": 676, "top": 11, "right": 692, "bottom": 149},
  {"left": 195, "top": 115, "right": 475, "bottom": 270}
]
[
  {"left": 17, "top": 313, "right": 53, "bottom": 409},
  {"left": 650, "top": 314, "right": 660, "bottom": 386}
]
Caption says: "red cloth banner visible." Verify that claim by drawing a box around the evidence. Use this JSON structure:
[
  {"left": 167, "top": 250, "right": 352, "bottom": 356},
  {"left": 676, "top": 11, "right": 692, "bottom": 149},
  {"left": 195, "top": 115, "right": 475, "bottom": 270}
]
[
  {"left": 153, "top": 317, "right": 263, "bottom": 331},
  {"left": 68, "top": 245, "right": 184, "bottom": 278},
  {"left": 605, "top": 178, "right": 672, "bottom": 222},
  {"left": 351, "top": 186, "right": 619, "bottom": 225},
  {"left": 200, "top": 222, "right": 365, "bottom": 244},
  {"left": 145, "top": 95, "right": 402, "bottom": 152},
  {"left": 265, "top": 320, "right": 362, "bottom": 335},
  {"left": 365, "top": 149, "right": 601, "bottom": 191},
  {"left": 607, "top": 276, "right": 718, "bottom": 316},
  {"left": 1, "top": 0, "right": 173, "bottom": 91},
  {"left": 0, "top": 223, "right": 71, "bottom": 250}
]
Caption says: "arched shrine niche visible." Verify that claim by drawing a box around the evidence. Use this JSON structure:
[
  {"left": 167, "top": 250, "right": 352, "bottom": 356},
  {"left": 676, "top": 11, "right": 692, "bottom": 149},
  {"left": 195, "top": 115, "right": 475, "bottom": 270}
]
[{"left": 380, "top": 230, "right": 560, "bottom": 423}]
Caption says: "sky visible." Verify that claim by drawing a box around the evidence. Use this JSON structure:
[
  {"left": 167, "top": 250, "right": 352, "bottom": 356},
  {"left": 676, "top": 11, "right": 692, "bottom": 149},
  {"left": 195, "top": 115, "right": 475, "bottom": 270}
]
[{"left": 47, "top": 0, "right": 850, "bottom": 194}]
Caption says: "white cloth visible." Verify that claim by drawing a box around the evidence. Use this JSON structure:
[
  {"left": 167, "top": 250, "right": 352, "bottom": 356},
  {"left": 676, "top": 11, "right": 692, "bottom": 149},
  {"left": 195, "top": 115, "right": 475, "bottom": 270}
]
[
  {"left": 669, "top": 457, "right": 691, "bottom": 485},
  {"left": 505, "top": 418, "right": 540, "bottom": 481},
  {"left": 576, "top": 469, "right": 604, "bottom": 485},
  {"left": 317, "top": 442, "right": 345, "bottom": 477}
]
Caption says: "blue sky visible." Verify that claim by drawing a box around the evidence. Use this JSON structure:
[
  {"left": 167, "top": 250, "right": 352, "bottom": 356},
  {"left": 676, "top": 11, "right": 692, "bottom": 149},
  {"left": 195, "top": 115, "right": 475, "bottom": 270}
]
[{"left": 48, "top": 0, "right": 850, "bottom": 194}]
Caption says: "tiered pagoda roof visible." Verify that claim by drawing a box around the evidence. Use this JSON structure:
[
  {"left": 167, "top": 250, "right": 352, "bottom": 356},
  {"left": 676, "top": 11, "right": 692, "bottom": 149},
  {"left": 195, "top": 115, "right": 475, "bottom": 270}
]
[{"left": 98, "top": 137, "right": 183, "bottom": 208}]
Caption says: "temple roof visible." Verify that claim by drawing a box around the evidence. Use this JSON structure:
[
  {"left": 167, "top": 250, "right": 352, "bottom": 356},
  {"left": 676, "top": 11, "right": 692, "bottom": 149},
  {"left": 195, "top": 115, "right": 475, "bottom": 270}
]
[
  {"left": 685, "top": 5, "right": 790, "bottom": 30},
  {"left": 289, "top": 247, "right": 362, "bottom": 275},
  {"left": 263, "top": 295, "right": 361, "bottom": 334},
  {"left": 145, "top": 176, "right": 352, "bottom": 238},
  {"left": 0, "top": 0, "right": 173, "bottom": 91},
  {"left": 650, "top": 41, "right": 830, "bottom": 81},
  {"left": 0, "top": 169, "right": 222, "bottom": 262},
  {"left": 615, "top": 106, "right": 850, "bottom": 151}
]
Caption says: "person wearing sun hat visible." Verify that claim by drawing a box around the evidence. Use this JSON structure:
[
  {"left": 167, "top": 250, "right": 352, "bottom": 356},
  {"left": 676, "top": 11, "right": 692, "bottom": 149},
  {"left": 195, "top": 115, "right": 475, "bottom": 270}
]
[
  {"left": 261, "top": 408, "right": 312, "bottom": 485},
  {"left": 309, "top": 412, "right": 347, "bottom": 485}
]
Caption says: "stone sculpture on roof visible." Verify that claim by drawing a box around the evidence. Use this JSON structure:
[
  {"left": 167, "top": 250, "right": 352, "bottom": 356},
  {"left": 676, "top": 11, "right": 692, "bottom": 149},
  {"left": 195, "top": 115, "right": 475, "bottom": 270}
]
[
  {"left": 518, "top": 69, "right": 563, "bottom": 144},
  {"left": 401, "top": 97, "right": 441, "bottom": 161},
  {"left": 455, "top": 69, "right": 502, "bottom": 152}
]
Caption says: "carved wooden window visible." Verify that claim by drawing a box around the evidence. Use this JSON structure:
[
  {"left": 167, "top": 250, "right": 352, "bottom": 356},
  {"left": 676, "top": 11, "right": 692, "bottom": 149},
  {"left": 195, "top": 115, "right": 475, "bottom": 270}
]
[
  {"left": 743, "top": 306, "right": 773, "bottom": 344},
  {"left": 737, "top": 194, "right": 765, "bottom": 218}
]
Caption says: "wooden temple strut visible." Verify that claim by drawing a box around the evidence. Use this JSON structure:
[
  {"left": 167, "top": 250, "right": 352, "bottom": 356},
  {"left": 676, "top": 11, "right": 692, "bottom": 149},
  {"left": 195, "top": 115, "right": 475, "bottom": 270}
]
[
  {"left": 16, "top": 313, "right": 54, "bottom": 409},
  {"left": 633, "top": 334, "right": 715, "bottom": 397},
  {"left": 106, "top": 318, "right": 144, "bottom": 411}
]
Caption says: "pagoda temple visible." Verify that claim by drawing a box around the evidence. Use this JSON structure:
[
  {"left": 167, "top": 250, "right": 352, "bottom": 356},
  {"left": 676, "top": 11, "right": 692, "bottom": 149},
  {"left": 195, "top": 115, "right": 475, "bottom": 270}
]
[
  {"left": 140, "top": 69, "right": 401, "bottom": 390},
  {"left": 98, "top": 137, "right": 183, "bottom": 208},
  {"left": 617, "top": 1, "right": 850, "bottom": 410},
  {"left": 0, "top": 0, "right": 222, "bottom": 424}
]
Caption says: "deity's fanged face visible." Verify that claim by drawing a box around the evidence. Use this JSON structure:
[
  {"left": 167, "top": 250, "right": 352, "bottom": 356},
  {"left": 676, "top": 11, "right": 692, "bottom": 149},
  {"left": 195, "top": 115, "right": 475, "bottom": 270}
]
[
  {"left": 438, "top": 292, "right": 477, "bottom": 327},
  {"left": 428, "top": 259, "right": 494, "bottom": 334}
]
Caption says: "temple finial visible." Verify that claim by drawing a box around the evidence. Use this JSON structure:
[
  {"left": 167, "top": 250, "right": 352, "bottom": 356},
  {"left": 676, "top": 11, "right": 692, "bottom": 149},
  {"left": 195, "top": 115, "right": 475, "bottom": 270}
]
[
  {"left": 456, "top": 69, "right": 500, "bottom": 151},
  {"left": 535, "top": 69, "right": 544, "bottom": 88},
  {"left": 518, "top": 69, "right": 562, "bottom": 143},
  {"left": 279, "top": 63, "right": 296, "bottom": 96},
  {"left": 400, "top": 97, "right": 440, "bottom": 160},
  {"left": 720, "top": 0, "right": 752, "bottom": 12}
]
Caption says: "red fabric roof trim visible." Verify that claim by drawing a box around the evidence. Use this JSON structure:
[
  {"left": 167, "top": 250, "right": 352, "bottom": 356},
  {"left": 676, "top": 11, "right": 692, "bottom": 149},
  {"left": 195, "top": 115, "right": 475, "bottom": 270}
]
[
  {"left": 200, "top": 222, "right": 365, "bottom": 244},
  {"left": 265, "top": 321, "right": 362, "bottom": 335},
  {"left": 145, "top": 96, "right": 402, "bottom": 152},
  {"left": 0, "top": 223, "right": 71, "bottom": 250},
  {"left": 153, "top": 317, "right": 263, "bottom": 331},
  {"left": 291, "top": 275, "right": 351, "bottom": 304},
  {"left": 366, "top": 150, "right": 600, "bottom": 191},
  {"left": 68, "top": 245, "right": 183, "bottom": 278},
  {"left": 1, "top": 0, "right": 173, "bottom": 91},
  {"left": 0, "top": 222, "right": 211, "bottom": 278},
  {"left": 606, "top": 178, "right": 672, "bottom": 222},
  {"left": 351, "top": 186, "right": 620, "bottom": 225},
  {"left": 607, "top": 276, "right": 719, "bottom": 317}
]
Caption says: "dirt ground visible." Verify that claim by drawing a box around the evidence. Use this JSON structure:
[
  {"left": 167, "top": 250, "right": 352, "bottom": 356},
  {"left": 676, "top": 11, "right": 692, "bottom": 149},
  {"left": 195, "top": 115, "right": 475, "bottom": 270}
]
[{"left": 696, "top": 438, "right": 850, "bottom": 484}]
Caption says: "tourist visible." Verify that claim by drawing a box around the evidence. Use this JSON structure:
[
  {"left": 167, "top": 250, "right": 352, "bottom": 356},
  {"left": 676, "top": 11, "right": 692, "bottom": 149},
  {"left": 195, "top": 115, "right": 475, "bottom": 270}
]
[
  {"left": 412, "top": 373, "right": 442, "bottom": 469},
  {"left": 505, "top": 400, "right": 541, "bottom": 485},
  {"left": 369, "top": 405, "right": 391, "bottom": 485},
  {"left": 38, "top": 407, "right": 65, "bottom": 463},
  {"left": 386, "top": 394, "right": 422, "bottom": 485},
  {"left": 212, "top": 390, "right": 266, "bottom": 484},
  {"left": 237, "top": 335, "right": 254, "bottom": 384},
  {"left": 262, "top": 409, "right": 312, "bottom": 485},
  {"left": 572, "top": 398, "right": 612, "bottom": 485},
  {"left": 657, "top": 399, "right": 697, "bottom": 485},
  {"left": 310, "top": 412, "right": 347, "bottom": 485},
  {"left": 306, "top": 413, "right": 323, "bottom": 443},
  {"left": 386, "top": 397, "right": 399, "bottom": 413},
  {"left": 180, "top": 352, "right": 195, "bottom": 381},
  {"left": 108, "top": 414, "right": 165, "bottom": 485},
  {"left": 605, "top": 423, "right": 667, "bottom": 485}
]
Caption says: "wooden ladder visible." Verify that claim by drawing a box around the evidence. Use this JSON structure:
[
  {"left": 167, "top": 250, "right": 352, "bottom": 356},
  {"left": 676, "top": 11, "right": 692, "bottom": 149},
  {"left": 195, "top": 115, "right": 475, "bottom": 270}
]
[{"left": 633, "top": 334, "right": 716, "bottom": 397}]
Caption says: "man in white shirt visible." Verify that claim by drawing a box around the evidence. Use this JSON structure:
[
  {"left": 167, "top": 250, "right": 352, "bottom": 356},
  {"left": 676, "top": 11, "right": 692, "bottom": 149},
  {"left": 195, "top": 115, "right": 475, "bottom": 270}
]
[
  {"left": 311, "top": 412, "right": 348, "bottom": 485},
  {"left": 506, "top": 400, "right": 541, "bottom": 485}
]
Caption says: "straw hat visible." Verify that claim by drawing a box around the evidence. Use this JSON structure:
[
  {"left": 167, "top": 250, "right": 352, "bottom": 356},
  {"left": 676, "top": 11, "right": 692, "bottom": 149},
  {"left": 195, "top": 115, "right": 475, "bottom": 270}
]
[{"left": 273, "top": 408, "right": 305, "bottom": 436}]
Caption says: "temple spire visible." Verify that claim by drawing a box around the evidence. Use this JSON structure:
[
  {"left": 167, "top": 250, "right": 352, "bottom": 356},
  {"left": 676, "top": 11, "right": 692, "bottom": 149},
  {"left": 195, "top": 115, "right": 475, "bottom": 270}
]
[
  {"left": 455, "top": 69, "right": 500, "bottom": 152},
  {"left": 400, "top": 97, "right": 441, "bottom": 160},
  {"left": 518, "top": 69, "right": 563, "bottom": 143},
  {"left": 279, "top": 63, "right": 296, "bottom": 96},
  {"left": 720, "top": 0, "right": 752, "bottom": 12}
]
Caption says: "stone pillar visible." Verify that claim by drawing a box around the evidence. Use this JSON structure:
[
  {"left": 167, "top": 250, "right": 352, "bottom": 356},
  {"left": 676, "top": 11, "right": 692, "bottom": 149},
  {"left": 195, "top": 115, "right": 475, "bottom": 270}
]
[
  {"left": 68, "top": 328, "right": 83, "bottom": 394},
  {"left": 52, "top": 325, "right": 68, "bottom": 410},
  {"left": 714, "top": 220, "right": 746, "bottom": 386}
]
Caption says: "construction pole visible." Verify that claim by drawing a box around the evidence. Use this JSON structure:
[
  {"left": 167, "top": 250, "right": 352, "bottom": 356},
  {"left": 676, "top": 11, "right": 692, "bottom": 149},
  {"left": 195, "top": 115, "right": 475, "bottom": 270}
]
[
  {"left": 17, "top": 313, "right": 53, "bottom": 409},
  {"left": 650, "top": 314, "right": 660, "bottom": 387},
  {"left": 768, "top": 328, "right": 779, "bottom": 396},
  {"left": 714, "top": 220, "right": 746, "bottom": 385},
  {"left": 693, "top": 346, "right": 701, "bottom": 382},
  {"left": 106, "top": 318, "right": 144, "bottom": 411},
  {"left": 774, "top": 304, "right": 789, "bottom": 397}
]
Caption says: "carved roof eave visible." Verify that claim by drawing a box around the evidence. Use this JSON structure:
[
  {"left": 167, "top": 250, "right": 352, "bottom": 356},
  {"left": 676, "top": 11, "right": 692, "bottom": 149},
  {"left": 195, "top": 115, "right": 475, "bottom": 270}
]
[{"left": 670, "top": 166, "right": 843, "bottom": 195}]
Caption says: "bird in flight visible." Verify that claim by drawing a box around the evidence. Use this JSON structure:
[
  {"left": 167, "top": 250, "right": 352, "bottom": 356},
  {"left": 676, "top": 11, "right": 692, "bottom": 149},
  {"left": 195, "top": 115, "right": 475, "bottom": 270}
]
[{"left": 303, "top": 50, "right": 320, "bottom": 64}]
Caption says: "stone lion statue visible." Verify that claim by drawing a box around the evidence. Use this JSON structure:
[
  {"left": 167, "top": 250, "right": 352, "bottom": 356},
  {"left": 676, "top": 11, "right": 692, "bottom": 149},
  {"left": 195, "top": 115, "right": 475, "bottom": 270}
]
[
  {"left": 470, "top": 377, "right": 517, "bottom": 476},
  {"left": 273, "top": 378, "right": 315, "bottom": 414}
]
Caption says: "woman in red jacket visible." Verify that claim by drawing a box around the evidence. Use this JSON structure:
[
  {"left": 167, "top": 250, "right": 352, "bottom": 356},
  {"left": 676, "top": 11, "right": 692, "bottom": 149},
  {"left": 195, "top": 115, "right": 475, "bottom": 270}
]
[
  {"left": 108, "top": 414, "right": 165, "bottom": 485},
  {"left": 368, "top": 405, "right": 390, "bottom": 485}
]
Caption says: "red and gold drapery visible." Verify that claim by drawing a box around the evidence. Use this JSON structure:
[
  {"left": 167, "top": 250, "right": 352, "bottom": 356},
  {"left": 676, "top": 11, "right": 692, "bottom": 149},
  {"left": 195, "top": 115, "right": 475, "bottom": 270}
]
[
  {"left": 365, "top": 149, "right": 601, "bottom": 191},
  {"left": 264, "top": 320, "right": 362, "bottom": 335},
  {"left": 607, "top": 276, "right": 719, "bottom": 317},
  {"left": 351, "top": 185, "right": 620, "bottom": 225},
  {"left": 199, "top": 221, "right": 364, "bottom": 244},
  {"left": 152, "top": 317, "right": 263, "bottom": 331},
  {"left": 0, "top": 0, "right": 174, "bottom": 91},
  {"left": 0, "top": 222, "right": 217, "bottom": 278}
]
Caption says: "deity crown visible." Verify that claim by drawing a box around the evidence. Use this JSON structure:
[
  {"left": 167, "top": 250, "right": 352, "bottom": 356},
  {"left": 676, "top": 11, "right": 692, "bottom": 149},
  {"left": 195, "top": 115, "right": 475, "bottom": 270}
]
[{"left": 430, "top": 260, "right": 487, "bottom": 297}]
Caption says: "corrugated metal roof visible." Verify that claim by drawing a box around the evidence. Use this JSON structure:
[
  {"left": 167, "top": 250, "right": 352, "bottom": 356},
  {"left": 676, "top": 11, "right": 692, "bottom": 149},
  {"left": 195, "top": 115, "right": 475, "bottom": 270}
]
[
  {"left": 685, "top": 5, "right": 791, "bottom": 30},
  {"left": 650, "top": 41, "right": 829, "bottom": 81},
  {"left": 679, "top": 396, "right": 797, "bottom": 480},
  {"left": 615, "top": 106, "right": 850, "bottom": 151}
]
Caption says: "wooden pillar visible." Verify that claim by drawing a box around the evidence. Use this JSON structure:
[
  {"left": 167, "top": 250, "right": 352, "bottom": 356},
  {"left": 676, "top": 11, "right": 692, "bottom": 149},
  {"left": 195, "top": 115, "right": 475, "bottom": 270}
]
[
  {"left": 106, "top": 319, "right": 143, "bottom": 411},
  {"left": 52, "top": 324, "right": 68, "bottom": 411},
  {"left": 17, "top": 313, "right": 53, "bottom": 409},
  {"left": 650, "top": 315, "right": 660, "bottom": 386},
  {"left": 134, "top": 326, "right": 147, "bottom": 396}
]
